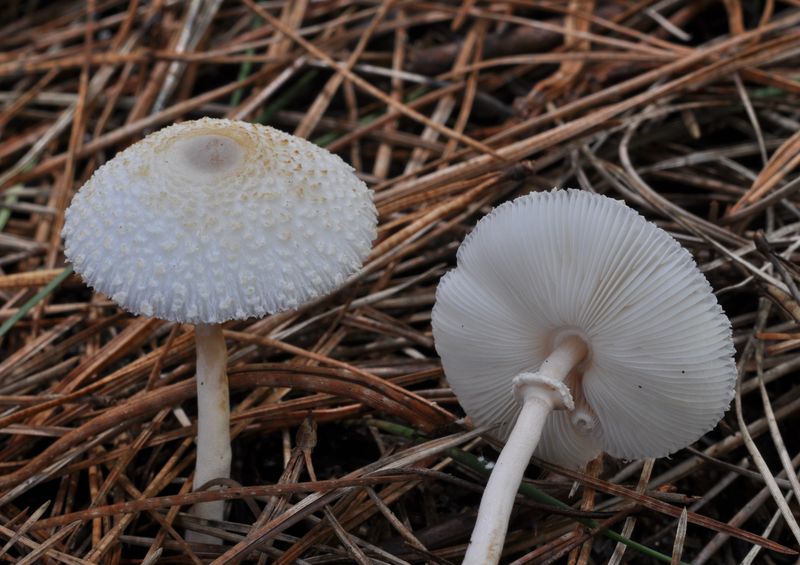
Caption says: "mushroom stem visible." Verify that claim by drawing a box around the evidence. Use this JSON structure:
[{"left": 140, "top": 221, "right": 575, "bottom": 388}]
[
  {"left": 463, "top": 336, "right": 587, "bottom": 565},
  {"left": 188, "top": 323, "right": 232, "bottom": 543}
]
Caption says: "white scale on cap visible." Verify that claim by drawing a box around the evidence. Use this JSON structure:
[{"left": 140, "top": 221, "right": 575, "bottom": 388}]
[{"left": 63, "top": 117, "right": 377, "bottom": 324}]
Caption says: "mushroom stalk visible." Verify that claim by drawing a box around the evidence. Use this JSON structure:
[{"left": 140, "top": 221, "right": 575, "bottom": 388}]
[
  {"left": 188, "top": 323, "right": 232, "bottom": 543},
  {"left": 463, "top": 336, "right": 587, "bottom": 565}
]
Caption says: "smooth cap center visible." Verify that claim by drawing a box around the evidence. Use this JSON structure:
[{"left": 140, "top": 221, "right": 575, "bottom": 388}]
[{"left": 172, "top": 134, "right": 244, "bottom": 175}]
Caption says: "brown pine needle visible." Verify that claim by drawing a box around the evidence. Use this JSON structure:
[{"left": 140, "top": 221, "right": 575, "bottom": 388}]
[{"left": 2, "top": 2, "right": 800, "bottom": 563}]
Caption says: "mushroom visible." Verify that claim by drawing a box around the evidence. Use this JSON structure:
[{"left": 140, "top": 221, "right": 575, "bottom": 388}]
[
  {"left": 431, "top": 189, "right": 736, "bottom": 564},
  {"left": 62, "top": 117, "right": 377, "bottom": 540}
]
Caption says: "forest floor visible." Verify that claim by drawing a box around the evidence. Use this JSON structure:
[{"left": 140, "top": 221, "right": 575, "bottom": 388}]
[{"left": 1, "top": 1, "right": 800, "bottom": 563}]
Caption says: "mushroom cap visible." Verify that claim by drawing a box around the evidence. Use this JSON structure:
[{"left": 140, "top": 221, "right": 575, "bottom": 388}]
[
  {"left": 63, "top": 118, "right": 377, "bottom": 324},
  {"left": 431, "top": 189, "right": 736, "bottom": 469}
]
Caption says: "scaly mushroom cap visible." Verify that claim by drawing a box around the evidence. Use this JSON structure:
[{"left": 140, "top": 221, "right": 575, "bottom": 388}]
[
  {"left": 63, "top": 118, "right": 377, "bottom": 324},
  {"left": 432, "top": 189, "right": 736, "bottom": 469}
]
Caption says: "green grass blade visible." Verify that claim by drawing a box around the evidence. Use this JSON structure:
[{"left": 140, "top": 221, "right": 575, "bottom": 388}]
[
  {"left": 229, "top": 16, "right": 262, "bottom": 108},
  {"left": 0, "top": 265, "right": 74, "bottom": 340},
  {"left": 0, "top": 185, "right": 24, "bottom": 232},
  {"left": 370, "top": 419, "right": 686, "bottom": 565},
  {"left": 255, "top": 69, "right": 319, "bottom": 125}
]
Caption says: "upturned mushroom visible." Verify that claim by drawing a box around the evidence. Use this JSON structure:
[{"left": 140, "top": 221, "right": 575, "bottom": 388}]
[
  {"left": 431, "top": 189, "right": 736, "bottom": 564},
  {"left": 62, "top": 117, "right": 377, "bottom": 540}
]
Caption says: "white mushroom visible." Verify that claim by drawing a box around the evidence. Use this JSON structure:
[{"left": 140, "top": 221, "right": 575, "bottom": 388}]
[
  {"left": 431, "top": 189, "right": 736, "bottom": 564},
  {"left": 62, "top": 118, "right": 377, "bottom": 541}
]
